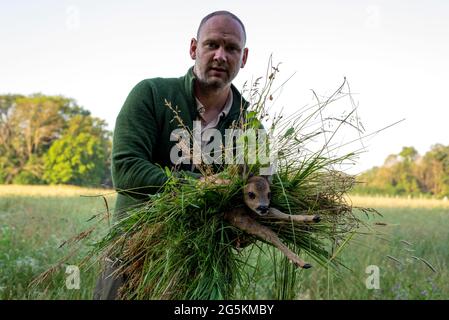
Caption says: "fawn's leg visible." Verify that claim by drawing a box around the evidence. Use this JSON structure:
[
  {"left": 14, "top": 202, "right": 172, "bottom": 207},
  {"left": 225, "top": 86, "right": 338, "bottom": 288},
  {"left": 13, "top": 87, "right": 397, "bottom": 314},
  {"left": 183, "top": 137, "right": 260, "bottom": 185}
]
[
  {"left": 224, "top": 208, "right": 311, "bottom": 269},
  {"left": 265, "top": 207, "right": 321, "bottom": 223}
]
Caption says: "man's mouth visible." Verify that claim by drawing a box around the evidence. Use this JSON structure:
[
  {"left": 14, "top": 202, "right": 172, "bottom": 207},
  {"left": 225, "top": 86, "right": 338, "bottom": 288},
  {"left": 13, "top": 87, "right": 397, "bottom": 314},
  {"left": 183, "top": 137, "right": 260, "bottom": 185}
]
[{"left": 209, "top": 67, "right": 227, "bottom": 73}]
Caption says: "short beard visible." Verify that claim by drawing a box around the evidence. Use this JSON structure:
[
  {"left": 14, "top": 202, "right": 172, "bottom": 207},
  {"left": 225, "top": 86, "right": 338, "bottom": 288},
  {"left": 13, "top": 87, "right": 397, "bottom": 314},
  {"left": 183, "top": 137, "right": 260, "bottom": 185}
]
[
  {"left": 193, "top": 65, "right": 231, "bottom": 91},
  {"left": 196, "top": 76, "right": 228, "bottom": 91}
]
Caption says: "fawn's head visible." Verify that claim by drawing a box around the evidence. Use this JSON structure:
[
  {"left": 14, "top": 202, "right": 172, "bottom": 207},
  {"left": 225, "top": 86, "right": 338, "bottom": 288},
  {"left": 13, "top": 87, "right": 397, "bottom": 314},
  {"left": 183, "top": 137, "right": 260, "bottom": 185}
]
[{"left": 243, "top": 175, "right": 271, "bottom": 215}]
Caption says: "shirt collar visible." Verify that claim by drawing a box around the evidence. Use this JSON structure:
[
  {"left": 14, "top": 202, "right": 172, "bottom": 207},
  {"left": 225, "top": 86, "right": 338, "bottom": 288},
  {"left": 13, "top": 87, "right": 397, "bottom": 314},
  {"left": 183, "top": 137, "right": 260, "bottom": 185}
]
[{"left": 195, "top": 91, "right": 233, "bottom": 123}]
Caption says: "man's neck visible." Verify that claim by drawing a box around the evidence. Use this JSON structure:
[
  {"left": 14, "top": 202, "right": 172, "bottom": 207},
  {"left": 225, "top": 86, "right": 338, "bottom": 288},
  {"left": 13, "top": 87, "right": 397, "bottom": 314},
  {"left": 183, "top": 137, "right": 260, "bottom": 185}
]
[{"left": 194, "top": 82, "right": 231, "bottom": 113}]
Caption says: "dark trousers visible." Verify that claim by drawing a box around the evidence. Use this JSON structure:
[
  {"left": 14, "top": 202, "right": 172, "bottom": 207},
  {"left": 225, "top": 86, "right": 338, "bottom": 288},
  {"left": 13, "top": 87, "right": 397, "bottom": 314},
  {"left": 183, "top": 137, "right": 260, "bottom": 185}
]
[{"left": 93, "top": 259, "right": 126, "bottom": 300}]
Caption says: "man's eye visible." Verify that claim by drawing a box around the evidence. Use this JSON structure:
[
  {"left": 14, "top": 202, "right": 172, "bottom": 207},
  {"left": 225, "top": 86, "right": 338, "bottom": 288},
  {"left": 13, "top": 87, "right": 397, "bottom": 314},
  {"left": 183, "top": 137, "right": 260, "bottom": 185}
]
[
  {"left": 248, "top": 192, "right": 256, "bottom": 200},
  {"left": 206, "top": 43, "right": 218, "bottom": 49}
]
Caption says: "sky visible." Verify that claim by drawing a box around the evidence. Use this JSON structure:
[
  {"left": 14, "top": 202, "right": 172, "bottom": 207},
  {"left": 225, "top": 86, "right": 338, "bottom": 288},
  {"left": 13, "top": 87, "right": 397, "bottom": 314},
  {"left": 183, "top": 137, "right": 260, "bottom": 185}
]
[{"left": 1, "top": 0, "right": 448, "bottom": 174}]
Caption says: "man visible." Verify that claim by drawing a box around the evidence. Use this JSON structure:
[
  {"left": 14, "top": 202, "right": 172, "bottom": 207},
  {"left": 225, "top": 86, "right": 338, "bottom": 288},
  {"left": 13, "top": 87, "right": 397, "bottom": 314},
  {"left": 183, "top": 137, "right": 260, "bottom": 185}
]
[{"left": 93, "top": 10, "right": 249, "bottom": 300}]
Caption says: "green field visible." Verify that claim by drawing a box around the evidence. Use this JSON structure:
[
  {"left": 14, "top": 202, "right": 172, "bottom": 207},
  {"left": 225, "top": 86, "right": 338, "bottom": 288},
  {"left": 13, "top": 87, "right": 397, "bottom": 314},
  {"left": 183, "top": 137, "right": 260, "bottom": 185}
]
[{"left": 1, "top": 186, "right": 448, "bottom": 300}]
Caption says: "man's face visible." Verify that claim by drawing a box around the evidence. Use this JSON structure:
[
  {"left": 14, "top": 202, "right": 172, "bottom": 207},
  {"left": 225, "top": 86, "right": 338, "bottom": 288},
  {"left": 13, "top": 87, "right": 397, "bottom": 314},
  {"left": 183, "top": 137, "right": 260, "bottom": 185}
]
[{"left": 190, "top": 15, "right": 248, "bottom": 90}]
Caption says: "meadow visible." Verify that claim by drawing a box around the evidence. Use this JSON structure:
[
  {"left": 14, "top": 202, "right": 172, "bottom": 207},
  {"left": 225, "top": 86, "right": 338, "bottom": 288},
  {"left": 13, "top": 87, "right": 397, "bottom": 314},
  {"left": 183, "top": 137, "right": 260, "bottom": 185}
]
[{"left": 1, "top": 185, "right": 448, "bottom": 300}]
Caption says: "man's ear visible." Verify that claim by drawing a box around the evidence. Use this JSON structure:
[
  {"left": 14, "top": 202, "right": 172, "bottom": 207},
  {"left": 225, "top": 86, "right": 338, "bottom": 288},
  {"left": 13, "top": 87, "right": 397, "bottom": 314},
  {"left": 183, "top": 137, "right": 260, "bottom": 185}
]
[
  {"left": 190, "top": 38, "right": 197, "bottom": 60},
  {"left": 240, "top": 47, "right": 248, "bottom": 68}
]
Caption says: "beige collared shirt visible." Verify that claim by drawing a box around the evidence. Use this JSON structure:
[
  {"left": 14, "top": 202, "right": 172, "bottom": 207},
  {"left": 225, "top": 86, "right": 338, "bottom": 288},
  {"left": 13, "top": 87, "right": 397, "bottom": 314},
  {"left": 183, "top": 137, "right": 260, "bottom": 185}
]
[{"left": 195, "top": 93, "right": 233, "bottom": 149}]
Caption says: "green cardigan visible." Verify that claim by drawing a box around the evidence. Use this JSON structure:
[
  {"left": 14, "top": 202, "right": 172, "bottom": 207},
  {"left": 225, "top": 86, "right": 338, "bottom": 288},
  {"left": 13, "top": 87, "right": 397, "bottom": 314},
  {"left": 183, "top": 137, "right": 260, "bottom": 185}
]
[{"left": 111, "top": 67, "right": 247, "bottom": 219}]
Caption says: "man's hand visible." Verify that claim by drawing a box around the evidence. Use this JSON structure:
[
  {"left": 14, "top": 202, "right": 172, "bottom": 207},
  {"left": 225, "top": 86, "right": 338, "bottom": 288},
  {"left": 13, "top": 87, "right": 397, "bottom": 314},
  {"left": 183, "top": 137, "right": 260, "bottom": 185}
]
[
  {"left": 233, "top": 234, "right": 254, "bottom": 250},
  {"left": 199, "top": 174, "right": 231, "bottom": 186}
]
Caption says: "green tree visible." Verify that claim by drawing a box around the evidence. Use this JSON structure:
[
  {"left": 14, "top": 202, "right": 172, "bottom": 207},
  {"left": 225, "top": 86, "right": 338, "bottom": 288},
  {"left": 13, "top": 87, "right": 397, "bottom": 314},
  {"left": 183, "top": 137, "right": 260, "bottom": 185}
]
[
  {"left": 390, "top": 146, "right": 420, "bottom": 194},
  {"left": 356, "top": 147, "right": 421, "bottom": 195},
  {"left": 43, "top": 115, "right": 111, "bottom": 186},
  {"left": 399, "top": 146, "right": 418, "bottom": 162},
  {"left": 416, "top": 144, "right": 449, "bottom": 196},
  {"left": 0, "top": 94, "right": 24, "bottom": 183},
  {"left": 0, "top": 94, "right": 100, "bottom": 184}
]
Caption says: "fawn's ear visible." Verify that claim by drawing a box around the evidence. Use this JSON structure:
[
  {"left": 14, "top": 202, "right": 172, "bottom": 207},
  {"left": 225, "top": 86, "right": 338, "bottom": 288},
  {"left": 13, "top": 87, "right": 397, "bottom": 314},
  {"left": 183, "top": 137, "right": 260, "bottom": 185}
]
[
  {"left": 260, "top": 175, "right": 273, "bottom": 184},
  {"left": 238, "top": 164, "right": 250, "bottom": 178},
  {"left": 258, "top": 165, "right": 275, "bottom": 184}
]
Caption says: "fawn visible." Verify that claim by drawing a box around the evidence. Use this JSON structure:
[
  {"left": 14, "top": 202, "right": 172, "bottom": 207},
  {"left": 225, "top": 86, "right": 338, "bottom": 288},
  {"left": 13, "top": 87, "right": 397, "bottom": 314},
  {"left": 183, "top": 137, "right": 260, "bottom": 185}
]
[{"left": 224, "top": 175, "right": 320, "bottom": 269}]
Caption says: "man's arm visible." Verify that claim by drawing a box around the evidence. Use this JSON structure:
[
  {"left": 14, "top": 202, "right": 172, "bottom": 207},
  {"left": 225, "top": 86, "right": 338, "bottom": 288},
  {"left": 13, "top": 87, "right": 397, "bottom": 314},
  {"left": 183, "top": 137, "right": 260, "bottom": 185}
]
[{"left": 111, "top": 80, "right": 169, "bottom": 198}]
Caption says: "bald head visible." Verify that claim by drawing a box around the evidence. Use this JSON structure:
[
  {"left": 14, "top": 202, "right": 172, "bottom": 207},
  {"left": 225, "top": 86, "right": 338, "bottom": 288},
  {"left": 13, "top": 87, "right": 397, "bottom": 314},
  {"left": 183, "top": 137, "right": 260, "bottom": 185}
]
[{"left": 197, "top": 11, "right": 247, "bottom": 45}]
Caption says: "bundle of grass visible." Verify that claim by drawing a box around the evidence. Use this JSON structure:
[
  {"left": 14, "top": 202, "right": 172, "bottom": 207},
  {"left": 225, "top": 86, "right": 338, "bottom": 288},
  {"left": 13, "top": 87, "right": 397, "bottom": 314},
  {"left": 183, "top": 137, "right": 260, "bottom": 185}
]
[
  {"left": 91, "top": 174, "right": 243, "bottom": 299},
  {"left": 31, "top": 59, "right": 375, "bottom": 299},
  {"left": 88, "top": 168, "right": 362, "bottom": 299}
]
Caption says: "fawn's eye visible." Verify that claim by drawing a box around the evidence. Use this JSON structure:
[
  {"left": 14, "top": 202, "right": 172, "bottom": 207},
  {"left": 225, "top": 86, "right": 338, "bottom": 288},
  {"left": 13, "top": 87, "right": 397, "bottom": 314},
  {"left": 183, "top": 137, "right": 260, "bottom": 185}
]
[
  {"left": 248, "top": 192, "right": 256, "bottom": 200},
  {"left": 267, "top": 192, "right": 271, "bottom": 200}
]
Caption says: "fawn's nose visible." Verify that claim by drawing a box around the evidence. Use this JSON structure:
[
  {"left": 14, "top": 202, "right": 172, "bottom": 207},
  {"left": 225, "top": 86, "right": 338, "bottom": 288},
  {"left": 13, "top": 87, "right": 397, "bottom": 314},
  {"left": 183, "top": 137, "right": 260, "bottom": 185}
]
[{"left": 257, "top": 206, "right": 269, "bottom": 215}]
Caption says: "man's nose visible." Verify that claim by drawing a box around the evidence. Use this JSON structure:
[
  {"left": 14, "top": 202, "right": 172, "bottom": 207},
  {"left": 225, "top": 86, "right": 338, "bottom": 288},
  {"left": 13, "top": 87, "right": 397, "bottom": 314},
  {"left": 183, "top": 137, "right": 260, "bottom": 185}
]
[{"left": 214, "top": 47, "right": 227, "bottom": 63}]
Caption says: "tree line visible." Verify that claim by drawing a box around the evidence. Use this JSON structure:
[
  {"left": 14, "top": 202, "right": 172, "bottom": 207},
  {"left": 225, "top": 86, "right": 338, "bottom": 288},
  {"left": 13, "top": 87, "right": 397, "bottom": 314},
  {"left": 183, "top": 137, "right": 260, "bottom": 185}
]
[
  {"left": 354, "top": 145, "right": 449, "bottom": 197},
  {"left": 0, "top": 94, "right": 111, "bottom": 187}
]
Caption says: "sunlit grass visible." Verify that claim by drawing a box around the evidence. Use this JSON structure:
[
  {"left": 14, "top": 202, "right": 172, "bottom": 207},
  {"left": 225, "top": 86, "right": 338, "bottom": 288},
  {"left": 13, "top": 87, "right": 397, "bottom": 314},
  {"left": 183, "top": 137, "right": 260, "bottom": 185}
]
[
  {"left": 0, "top": 184, "right": 113, "bottom": 197},
  {"left": 295, "top": 207, "right": 449, "bottom": 300},
  {"left": 349, "top": 194, "right": 449, "bottom": 209},
  {"left": 0, "top": 192, "right": 111, "bottom": 299}
]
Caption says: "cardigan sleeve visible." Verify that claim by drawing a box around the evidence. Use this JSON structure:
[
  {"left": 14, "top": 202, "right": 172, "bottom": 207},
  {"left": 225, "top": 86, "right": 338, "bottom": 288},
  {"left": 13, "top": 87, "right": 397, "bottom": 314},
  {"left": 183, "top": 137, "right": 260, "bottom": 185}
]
[{"left": 111, "top": 80, "right": 169, "bottom": 198}]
